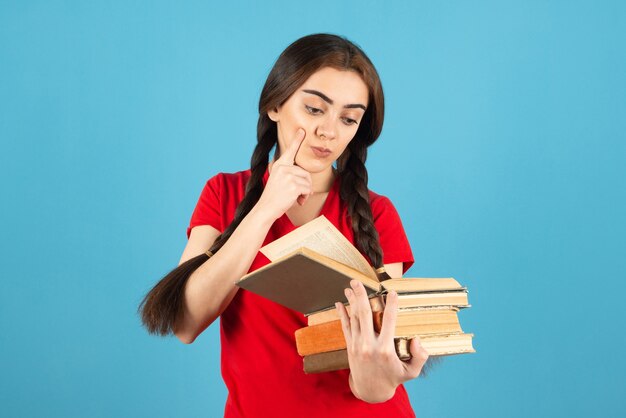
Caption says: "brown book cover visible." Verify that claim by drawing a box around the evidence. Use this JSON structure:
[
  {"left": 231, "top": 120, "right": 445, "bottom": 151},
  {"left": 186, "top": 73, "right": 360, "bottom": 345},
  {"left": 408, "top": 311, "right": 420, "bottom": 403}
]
[
  {"left": 236, "top": 248, "right": 381, "bottom": 314},
  {"left": 303, "top": 349, "right": 349, "bottom": 374}
]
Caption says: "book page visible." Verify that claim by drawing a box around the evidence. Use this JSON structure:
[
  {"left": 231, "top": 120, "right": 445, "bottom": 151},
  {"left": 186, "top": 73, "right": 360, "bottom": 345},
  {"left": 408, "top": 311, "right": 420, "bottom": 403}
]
[{"left": 261, "top": 216, "right": 378, "bottom": 281}]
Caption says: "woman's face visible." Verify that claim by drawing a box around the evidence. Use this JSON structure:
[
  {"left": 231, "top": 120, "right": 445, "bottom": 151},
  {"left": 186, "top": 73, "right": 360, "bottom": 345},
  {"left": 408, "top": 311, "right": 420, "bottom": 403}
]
[{"left": 268, "top": 67, "right": 369, "bottom": 174}]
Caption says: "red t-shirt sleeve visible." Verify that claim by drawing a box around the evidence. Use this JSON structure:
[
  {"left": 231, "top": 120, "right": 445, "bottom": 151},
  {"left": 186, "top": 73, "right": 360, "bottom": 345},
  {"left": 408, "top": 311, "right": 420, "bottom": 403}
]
[
  {"left": 371, "top": 195, "right": 414, "bottom": 274},
  {"left": 186, "top": 173, "right": 223, "bottom": 238}
]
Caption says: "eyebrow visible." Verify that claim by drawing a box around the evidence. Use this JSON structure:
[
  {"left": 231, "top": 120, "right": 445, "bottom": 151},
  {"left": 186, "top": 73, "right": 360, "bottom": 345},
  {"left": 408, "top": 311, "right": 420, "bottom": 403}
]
[{"left": 302, "top": 89, "right": 366, "bottom": 111}]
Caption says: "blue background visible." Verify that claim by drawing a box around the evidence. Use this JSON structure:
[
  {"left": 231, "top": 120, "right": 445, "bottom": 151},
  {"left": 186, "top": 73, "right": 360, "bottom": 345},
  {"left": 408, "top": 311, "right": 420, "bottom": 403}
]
[{"left": 1, "top": 1, "right": 624, "bottom": 417}]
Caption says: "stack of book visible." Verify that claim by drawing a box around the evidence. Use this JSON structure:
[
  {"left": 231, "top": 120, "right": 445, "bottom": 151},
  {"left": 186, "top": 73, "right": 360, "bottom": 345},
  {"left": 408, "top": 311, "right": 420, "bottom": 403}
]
[
  {"left": 236, "top": 216, "right": 475, "bottom": 374},
  {"left": 297, "top": 277, "right": 474, "bottom": 373}
]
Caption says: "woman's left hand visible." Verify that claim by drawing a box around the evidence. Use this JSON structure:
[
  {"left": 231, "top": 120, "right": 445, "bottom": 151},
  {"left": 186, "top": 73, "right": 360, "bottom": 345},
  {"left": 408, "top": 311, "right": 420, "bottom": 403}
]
[{"left": 336, "top": 280, "right": 430, "bottom": 403}]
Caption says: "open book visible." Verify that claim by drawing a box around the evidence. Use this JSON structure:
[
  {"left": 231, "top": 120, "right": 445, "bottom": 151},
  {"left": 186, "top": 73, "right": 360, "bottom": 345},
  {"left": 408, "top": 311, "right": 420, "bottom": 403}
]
[{"left": 236, "top": 215, "right": 464, "bottom": 315}]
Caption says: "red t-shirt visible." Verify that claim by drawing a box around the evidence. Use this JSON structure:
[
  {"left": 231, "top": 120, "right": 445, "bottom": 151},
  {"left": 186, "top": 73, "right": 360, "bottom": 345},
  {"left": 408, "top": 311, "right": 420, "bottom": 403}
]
[{"left": 188, "top": 169, "right": 415, "bottom": 418}]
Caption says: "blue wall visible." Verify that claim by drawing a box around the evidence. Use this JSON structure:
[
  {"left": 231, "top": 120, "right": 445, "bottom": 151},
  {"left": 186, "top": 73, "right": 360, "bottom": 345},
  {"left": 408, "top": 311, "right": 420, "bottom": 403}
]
[{"left": 1, "top": 1, "right": 624, "bottom": 417}]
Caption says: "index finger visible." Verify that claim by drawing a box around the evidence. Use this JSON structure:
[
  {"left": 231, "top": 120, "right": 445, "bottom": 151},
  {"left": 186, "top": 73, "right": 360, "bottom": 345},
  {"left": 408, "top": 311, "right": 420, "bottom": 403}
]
[{"left": 278, "top": 128, "right": 305, "bottom": 165}]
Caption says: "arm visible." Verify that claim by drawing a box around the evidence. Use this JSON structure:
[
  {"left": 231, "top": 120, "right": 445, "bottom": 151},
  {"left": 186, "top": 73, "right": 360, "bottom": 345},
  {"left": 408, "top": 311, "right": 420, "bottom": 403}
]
[
  {"left": 174, "top": 129, "right": 311, "bottom": 344},
  {"left": 173, "top": 207, "right": 277, "bottom": 344}
]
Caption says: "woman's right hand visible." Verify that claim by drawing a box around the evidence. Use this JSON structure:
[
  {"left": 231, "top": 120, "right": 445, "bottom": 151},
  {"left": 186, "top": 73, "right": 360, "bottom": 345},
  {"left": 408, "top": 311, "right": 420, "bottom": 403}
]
[{"left": 256, "top": 128, "right": 313, "bottom": 220}]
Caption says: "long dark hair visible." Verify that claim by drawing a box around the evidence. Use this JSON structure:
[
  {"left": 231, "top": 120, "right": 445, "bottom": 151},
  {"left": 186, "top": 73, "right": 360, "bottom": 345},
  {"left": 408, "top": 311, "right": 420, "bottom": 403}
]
[{"left": 139, "top": 33, "right": 387, "bottom": 336}]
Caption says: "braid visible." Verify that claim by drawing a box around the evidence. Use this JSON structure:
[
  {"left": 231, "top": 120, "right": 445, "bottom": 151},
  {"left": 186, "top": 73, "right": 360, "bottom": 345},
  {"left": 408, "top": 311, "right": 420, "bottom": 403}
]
[
  {"left": 209, "top": 120, "right": 276, "bottom": 254},
  {"left": 338, "top": 141, "right": 386, "bottom": 274},
  {"left": 138, "top": 121, "right": 277, "bottom": 336}
]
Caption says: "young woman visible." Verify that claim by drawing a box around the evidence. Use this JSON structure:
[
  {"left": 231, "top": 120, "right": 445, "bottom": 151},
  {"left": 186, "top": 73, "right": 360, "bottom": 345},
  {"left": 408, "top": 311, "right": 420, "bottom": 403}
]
[{"left": 140, "top": 33, "right": 429, "bottom": 417}]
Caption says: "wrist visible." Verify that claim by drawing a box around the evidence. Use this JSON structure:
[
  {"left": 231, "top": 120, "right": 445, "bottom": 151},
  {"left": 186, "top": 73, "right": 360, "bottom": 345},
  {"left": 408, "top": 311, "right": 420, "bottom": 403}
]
[
  {"left": 349, "top": 372, "right": 397, "bottom": 404},
  {"left": 248, "top": 203, "right": 279, "bottom": 227},
  {"left": 348, "top": 373, "right": 361, "bottom": 400}
]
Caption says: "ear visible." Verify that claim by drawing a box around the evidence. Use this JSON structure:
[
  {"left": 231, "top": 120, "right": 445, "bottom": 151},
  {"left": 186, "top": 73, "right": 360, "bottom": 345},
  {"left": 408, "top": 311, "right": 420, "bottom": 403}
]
[{"left": 267, "top": 106, "right": 280, "bottom": 122}]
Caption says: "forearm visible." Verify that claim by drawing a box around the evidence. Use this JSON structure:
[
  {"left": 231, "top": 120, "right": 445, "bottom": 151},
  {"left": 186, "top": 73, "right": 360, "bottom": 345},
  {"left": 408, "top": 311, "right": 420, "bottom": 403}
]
[{"left": 175, "top": 204, "right": 276, "bottom": 342}]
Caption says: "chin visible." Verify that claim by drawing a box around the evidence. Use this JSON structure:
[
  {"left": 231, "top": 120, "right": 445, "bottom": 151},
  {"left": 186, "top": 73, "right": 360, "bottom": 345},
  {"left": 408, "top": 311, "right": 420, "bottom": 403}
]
[{"left": 295, "top": 157, "right": 333, "bottom": 173}]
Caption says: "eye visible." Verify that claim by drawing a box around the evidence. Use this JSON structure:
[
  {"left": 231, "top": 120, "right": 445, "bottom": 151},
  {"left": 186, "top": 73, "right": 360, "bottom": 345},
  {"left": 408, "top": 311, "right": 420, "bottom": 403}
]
[
  {"left": 305, "top": 105, "right": 323, "bottom": 115},
  {"left": 306, "top": 104, "right": 358, "bottom": 126}
]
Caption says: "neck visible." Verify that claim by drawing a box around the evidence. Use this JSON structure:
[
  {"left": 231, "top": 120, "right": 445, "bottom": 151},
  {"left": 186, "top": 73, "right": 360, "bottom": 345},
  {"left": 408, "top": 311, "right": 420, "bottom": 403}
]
[{"left": 309, "top": 166, "right": 336, "bottom": 193}]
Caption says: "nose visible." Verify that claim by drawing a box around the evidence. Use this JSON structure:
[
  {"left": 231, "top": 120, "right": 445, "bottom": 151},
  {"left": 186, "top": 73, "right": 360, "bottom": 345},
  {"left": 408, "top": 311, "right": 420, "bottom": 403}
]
[{"left": 316, "top": 117, "right": 336, "bottom": 141}]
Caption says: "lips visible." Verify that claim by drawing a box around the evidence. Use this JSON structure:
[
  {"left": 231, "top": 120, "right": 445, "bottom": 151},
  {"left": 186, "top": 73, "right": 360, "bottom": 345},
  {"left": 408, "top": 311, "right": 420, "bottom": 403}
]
[{"left": 311, "top": 146, "right": 332, "bottom": 158}]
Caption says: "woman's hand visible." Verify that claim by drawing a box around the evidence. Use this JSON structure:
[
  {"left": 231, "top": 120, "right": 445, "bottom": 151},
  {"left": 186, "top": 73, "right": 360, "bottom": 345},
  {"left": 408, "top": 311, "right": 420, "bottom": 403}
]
[
  {"left": 336, "top": 280, "right": 430, "bottom": 403},
  {"left": 256, "top": 128, "right": 313, "bottom": 221}
]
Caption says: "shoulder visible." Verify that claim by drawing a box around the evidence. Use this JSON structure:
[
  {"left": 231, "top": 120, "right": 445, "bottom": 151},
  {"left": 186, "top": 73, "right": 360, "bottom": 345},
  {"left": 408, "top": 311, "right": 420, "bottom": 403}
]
[
  {"left": 196, "top": 168, "right": 251, "bottom": 207},
  {"left": 366, "top": 187, "right": 414, "bottom": 272},
  {"left": 205, "top": 169, "right": 252, "bottom": 191},
  {"left": 368, "top": 188, "right": 388, "bottom": 205},
  {"left": 206, "top": 168, "right": 252, "bottom": 184},
  {"left": 189, "top": 169, "right": 252, "bottom": 235},
  {"left": 367, "top": 188, "right": 399, "bottom": 221}
]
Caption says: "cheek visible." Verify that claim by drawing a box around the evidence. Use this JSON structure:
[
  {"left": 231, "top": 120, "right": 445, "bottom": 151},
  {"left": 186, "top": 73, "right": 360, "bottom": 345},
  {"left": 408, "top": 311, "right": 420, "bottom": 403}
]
[
  {"left": 334, "top": 137, "right": 354, "bottom": 157},
  {"left": 279, "top": 110, "right": 316, "bottom": 143},
  {"left": 339, "top": 127, "right": 359, "bottom": 146},
  {"left": 281, "top": 107, "right": 310, "bottom": 130}
]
